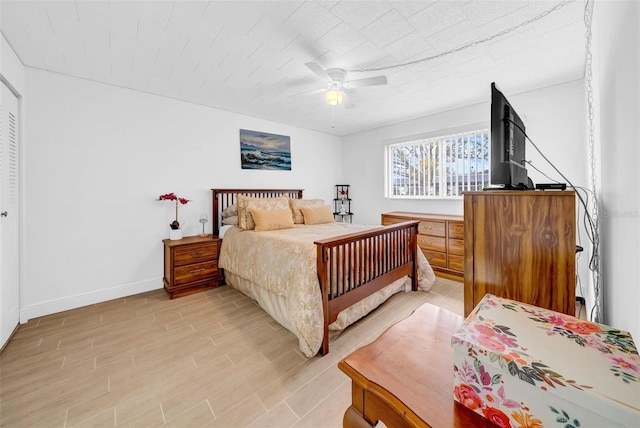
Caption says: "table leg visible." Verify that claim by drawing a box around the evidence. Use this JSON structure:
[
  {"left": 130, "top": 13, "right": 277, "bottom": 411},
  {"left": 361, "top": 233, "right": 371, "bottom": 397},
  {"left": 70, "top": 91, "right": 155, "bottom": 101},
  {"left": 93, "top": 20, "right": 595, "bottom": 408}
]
[{"left": 344, "top": 405, "right": 375, "bottom": 428}]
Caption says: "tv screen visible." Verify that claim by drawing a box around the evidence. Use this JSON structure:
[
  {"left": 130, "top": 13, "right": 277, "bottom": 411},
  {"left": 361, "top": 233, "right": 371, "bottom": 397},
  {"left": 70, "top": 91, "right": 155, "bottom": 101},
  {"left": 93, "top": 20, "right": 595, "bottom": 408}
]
[{"left": 489, "top": 82, "right": 531, "bottom": 190}]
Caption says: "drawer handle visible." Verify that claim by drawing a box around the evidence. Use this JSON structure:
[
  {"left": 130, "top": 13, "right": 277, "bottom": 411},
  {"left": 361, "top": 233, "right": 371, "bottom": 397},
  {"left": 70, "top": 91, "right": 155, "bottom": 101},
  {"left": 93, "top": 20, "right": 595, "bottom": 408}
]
[
  {"left": 189, "top": 268, "right": 206, "bottom": 275},
  {"left": 190, "top": 251, "right": 205, "bottom": 257}
]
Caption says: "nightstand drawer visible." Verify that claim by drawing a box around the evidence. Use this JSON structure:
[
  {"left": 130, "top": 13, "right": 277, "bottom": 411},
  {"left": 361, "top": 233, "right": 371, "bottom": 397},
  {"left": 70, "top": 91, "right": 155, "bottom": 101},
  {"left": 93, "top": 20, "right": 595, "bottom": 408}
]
[
  {"left": 174, "top": 260, "right": 219, "bottom": 285},
  {"left": 422, "top": 249, "right": 446, "bottom": 268},
  {"left": 417, "top": 235, "right": 446, "bottom": 252},
  {"left": 418, "top": 221, "right": 445, "bottom": 237},
  {"left": 174, "top": 242, "right": 218, "bottom": 266}
]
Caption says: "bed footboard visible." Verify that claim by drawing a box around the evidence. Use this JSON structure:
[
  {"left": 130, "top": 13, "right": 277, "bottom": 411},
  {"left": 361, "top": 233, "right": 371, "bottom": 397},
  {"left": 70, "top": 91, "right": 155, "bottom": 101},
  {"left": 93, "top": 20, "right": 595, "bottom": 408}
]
[{"left": 314, "top": 220, "right": 419, "bottom": 355}]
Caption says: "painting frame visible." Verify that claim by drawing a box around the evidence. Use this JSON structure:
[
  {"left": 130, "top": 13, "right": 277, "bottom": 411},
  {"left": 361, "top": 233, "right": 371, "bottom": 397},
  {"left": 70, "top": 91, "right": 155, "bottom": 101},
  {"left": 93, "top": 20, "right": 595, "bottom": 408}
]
[{"left": 239, "top": 129, "right": 291, "bottom": 171}]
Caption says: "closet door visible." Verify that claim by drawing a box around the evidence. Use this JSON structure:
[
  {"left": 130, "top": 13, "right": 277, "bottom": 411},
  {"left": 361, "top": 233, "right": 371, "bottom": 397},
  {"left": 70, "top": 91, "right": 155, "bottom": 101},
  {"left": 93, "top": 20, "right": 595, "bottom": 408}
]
[{"left": 0, "top": 81, "right": 20, "bottom": 349}]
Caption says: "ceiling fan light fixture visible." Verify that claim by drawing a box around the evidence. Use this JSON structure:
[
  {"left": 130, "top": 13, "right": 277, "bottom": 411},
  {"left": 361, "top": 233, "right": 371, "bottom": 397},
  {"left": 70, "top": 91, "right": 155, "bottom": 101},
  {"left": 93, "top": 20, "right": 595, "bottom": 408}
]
[{"left": 325, "top": 89, "right": 344, "bottom": 106}]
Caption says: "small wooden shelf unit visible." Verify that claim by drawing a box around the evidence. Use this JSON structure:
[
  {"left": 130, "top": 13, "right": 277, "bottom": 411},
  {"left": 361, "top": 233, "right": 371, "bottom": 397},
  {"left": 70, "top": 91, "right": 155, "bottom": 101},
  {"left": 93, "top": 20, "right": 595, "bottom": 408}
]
[
  {"left": 334, "top": 184, "right": 353, "bottom": 223},
  {"left": 381, "top": 212, "right": 464, "bottom": 281},
  {"left": 162, "top": 235, "right": 222, "bottom": 299}
]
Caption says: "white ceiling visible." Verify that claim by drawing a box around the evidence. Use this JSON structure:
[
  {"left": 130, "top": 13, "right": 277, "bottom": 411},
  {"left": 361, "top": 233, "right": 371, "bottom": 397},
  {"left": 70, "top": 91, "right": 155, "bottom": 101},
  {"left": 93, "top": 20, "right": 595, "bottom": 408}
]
[{"left": 1, "top": 0, "right": 587, "bottom": 136}]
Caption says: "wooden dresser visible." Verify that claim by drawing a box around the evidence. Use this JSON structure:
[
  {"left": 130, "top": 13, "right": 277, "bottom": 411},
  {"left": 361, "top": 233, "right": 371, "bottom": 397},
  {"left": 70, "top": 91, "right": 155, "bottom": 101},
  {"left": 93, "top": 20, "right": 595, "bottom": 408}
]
[
  {"left": 381, "top": 212, "right": 464, "bottom": 280},
  {"left": 162, "top": 235, "right": 222, "bottom": 299},
  {"left": 463, "top": 190, "right": 576, "bottom": 317}
]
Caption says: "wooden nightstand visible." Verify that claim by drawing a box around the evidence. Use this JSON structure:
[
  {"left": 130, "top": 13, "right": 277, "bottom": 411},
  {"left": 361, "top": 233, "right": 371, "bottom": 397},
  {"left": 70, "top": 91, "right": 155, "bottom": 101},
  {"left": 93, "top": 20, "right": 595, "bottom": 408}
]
[{"left": 162, "top": 235, "right": 222, "bottom": 299}]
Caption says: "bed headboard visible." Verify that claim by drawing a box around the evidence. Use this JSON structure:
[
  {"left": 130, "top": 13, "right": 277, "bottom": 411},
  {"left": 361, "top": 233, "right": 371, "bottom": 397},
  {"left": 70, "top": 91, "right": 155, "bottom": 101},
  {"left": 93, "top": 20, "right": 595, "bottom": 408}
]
[{"left": 211, "top": 188, "right": 304, "bottom": 236}]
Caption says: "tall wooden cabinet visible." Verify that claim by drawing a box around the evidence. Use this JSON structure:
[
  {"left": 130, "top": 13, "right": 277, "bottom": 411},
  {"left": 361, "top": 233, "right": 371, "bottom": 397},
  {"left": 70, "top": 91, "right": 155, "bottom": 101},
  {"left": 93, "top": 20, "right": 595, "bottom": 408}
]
[{"left": 463, "top": 190, "right": 576, "bottom": 317}]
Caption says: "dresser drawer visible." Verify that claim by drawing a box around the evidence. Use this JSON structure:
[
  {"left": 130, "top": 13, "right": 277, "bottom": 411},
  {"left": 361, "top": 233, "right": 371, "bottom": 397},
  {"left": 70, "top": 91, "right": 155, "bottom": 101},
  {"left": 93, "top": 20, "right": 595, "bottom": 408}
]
[
  {"left": 422, "top": 249, "right": 446, "bottom": 268},
  {"left": 448, "top": 238, "right": 464, "bottom": 256},
  {"left": 174, "top": 261, "right": 219, "bottom": 285},
  {"left": 448, "top": 222, "right": 464, "bottom": 240},
  {"left": 174, "top": 242, "right": 218, "bottom": 266},
  {"left": 381, "top": 215, "right": 410, "bottom": 226},
  {"left": 418, "top": 221, "right": 445, "bottom": 237},
  {"left": 448, "top": 254, "right": 464, "bottom": 272},
  {"left": 418, "top": 235, "right": 446, "bottom": 252}
]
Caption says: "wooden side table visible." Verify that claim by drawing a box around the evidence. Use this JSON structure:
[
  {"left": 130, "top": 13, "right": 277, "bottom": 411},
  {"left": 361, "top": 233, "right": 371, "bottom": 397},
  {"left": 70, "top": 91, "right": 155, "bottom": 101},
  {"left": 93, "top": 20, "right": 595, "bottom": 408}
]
[
  {"left": 338, "top": 303, "right": 494, "bottom": 428},
  {"left": 162, "top": 235, "right": 222, "bottom": 299}
]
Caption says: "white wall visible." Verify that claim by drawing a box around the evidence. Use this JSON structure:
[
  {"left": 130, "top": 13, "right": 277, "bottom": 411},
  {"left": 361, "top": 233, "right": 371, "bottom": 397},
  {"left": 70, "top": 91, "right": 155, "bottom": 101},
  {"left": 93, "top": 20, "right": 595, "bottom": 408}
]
[
  {"left": 342, "top": 104, "right": 482, "bottom": 222},
  {"left": 21, "top": 68, "right": 341, "bottom": 320},
  {"left": 342, "top": 80, "right": 588, "bottom": 224},
  {"left": 594, "top": 0, "right": 640, "bottom": 340},
  {"left": 1, "top": 35, "right": 26, "bottom": 93}
]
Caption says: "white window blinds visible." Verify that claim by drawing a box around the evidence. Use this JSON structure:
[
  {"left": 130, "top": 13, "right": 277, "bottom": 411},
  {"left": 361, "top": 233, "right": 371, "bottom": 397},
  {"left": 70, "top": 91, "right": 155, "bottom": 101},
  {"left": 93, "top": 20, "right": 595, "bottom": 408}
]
[{"left": 388, "top": 129, "right": 490, "bottom": 198}]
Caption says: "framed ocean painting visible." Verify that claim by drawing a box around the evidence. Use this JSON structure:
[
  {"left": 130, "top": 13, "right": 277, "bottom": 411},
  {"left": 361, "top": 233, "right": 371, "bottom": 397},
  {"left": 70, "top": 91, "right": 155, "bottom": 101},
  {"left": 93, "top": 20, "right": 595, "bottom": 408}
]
[{"left": 239, "top": 129, "right": 291, "bottom": 170}]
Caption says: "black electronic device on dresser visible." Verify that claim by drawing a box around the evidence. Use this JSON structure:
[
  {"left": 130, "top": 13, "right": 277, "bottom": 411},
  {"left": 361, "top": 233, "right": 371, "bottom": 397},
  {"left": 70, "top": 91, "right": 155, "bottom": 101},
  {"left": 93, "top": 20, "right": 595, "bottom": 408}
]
[{"left": 536, "top": 183, "right": 567, "bottom": 190}]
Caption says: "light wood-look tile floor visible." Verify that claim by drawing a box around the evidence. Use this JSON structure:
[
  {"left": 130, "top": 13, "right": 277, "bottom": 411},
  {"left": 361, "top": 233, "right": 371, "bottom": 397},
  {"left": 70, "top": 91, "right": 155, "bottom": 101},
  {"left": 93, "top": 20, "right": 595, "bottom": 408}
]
[{"left": 0, "top": 277, "right": 464, "bottom": 428}]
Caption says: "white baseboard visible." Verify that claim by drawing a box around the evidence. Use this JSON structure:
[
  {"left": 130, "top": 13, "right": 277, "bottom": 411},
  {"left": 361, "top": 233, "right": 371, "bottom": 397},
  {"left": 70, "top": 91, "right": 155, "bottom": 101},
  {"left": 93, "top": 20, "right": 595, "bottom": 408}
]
[{"left": 19, "top": 278, "right": 163, "bottom": 323}]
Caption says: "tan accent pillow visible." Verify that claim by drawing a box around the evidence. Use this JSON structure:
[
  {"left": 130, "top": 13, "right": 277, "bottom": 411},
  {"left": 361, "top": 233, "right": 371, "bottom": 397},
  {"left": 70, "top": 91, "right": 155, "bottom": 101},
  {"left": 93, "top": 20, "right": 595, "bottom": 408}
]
[
  {"left": 301, "top": 206, "right": 335, "bottom": 225},
  {"left": 250, "top": 208, "right": 295, "bottom": 232},
  {"left": 289, "top": 198, "right": 324, "bottom": 224},
  {"left": 237, "top": 195, "right": 290, "bottom": 230},
  {"left": 222, "top": 203, "right": 237, "bottom": 218}
]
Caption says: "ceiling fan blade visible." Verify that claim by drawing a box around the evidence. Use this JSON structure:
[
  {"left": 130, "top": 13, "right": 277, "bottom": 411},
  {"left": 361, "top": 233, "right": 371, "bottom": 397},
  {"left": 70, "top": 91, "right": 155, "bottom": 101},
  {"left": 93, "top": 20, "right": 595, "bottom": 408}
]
[
  {"left": 344, "top": 75, "right": 387, "bottom": 88},
  {"left": 290, "top": 87, "right": 326, "bottom": 97},
  {"left": 305, "top": 62, "right": 330, "bottom": 80}
]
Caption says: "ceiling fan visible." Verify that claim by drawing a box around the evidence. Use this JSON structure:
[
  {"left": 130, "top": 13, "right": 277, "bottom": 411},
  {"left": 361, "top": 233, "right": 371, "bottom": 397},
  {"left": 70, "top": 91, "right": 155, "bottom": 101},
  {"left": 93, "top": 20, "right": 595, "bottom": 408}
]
[{"left": 304, "top": 62, "right": 388, "bottom": 108}]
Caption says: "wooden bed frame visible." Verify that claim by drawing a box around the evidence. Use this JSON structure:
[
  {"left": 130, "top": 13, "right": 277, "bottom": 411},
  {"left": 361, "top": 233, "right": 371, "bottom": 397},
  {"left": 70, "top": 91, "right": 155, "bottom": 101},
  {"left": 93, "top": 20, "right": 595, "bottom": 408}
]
[{"left": 211, "top": 188, "right": 419, "bottom": 355}]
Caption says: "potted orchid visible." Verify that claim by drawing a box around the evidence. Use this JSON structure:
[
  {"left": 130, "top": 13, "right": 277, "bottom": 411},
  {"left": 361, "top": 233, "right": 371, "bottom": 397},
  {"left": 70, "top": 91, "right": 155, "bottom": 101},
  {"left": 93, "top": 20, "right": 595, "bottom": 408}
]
[{"left": 157, "top": 192, "right": 190, "bottom": 239}]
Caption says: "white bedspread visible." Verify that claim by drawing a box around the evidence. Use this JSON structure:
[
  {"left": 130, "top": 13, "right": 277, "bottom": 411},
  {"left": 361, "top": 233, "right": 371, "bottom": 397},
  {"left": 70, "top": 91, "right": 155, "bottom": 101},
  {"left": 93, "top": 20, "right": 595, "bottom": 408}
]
[{"left": 219, "top": 223, "right": 435, "bottom": 356}]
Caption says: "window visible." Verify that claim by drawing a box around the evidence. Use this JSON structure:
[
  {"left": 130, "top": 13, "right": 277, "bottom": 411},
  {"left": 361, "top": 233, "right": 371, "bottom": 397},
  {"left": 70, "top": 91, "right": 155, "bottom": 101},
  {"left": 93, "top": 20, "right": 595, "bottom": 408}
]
[{"left": 387, "top": 128, "right": 490, "bottom": 198}]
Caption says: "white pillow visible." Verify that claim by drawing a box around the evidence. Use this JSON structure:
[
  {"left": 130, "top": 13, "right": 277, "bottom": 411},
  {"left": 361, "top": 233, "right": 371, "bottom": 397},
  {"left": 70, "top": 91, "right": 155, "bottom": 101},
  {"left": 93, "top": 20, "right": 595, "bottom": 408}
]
[{"left": 218, "top": 224, "right": 233, "bottom": 239}]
